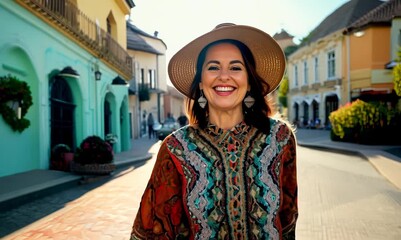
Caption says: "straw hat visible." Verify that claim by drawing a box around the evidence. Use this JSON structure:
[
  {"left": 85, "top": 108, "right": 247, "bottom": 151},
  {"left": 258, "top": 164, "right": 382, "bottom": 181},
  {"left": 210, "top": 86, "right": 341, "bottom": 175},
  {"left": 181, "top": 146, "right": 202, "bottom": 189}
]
[{"left": 168, "top": 23, "right": 286, "bottom": 98}]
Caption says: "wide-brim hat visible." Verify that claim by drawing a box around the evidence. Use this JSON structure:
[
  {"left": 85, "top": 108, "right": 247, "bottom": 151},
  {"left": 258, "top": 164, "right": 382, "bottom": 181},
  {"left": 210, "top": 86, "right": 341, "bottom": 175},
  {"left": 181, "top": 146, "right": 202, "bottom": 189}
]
[{"left": 168, "top": 23, "right": 286, "bottom": 98}]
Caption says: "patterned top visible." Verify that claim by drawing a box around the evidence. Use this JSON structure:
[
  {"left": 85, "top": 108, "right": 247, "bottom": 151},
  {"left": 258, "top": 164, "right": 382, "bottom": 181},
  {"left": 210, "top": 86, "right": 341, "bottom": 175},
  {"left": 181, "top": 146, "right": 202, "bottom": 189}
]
[{"left": 131, "top": 118, "right": 298, "bottom": 240}]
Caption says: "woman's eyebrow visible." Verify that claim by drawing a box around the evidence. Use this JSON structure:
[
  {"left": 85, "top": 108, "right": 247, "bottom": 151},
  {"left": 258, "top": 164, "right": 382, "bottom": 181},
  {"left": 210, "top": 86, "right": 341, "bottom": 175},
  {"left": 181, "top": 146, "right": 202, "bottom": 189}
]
[
  {"left": 230, "top": 60, "right": 245, "bottom": 65},
  {"left": 205, "top": 60, "right": 220, "bottom": 65},
  {"left": 205, "top": 60, "right": 244, "bottom": 65}
]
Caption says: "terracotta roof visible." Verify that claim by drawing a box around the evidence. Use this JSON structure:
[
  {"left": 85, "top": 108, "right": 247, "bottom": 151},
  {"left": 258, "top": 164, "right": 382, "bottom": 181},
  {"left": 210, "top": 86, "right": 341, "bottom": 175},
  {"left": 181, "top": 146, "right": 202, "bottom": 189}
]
[
  {"left": 306, "top": 0, "right": 384, "bottom": 43},
  {"left": 126, "top": 21, "right": 162, "bottom": 54},
  {"left": 273, "top": 29, "right": 294, "bottom": 40},
  {"left": 345, "top": 0, "right": 401, "bottom": 33}
]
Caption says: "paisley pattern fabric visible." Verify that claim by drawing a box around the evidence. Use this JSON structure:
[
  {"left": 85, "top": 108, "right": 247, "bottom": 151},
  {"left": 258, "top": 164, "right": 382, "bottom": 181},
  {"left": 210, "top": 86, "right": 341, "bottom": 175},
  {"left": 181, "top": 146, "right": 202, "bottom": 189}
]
[{"left": 131, "top": 118, "right": 298, "bottom": 240}]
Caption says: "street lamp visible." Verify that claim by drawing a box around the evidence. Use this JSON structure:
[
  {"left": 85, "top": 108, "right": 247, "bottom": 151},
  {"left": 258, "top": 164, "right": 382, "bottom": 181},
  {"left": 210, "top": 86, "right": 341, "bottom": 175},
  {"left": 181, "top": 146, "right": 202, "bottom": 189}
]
[{"left": 95, "top": 70, "right": 102, "bottom": 81}]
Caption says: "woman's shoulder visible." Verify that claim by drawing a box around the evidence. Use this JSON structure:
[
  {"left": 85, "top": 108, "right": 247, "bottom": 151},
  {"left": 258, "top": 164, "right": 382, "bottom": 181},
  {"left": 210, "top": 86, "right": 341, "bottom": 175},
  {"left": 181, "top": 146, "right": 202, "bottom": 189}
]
[
  {"left": 269, "top": 115, "right": 296, "bottom": 139},
  {"left": 164, "top": 124, "right": 198, "bottom": 143}
]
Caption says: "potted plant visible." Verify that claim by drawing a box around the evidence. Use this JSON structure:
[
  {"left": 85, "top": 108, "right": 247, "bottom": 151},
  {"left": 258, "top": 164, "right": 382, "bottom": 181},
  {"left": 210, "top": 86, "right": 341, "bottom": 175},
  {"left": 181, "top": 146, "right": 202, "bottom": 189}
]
[
  {"left": 71, "top": 135, "right": 116, "bottom": 175},
  {"left": 50, "top": 144, "right": 74, "bottom": 172},
  {"left": 105, "top": 133, "right": 118, "bottom": 148}
]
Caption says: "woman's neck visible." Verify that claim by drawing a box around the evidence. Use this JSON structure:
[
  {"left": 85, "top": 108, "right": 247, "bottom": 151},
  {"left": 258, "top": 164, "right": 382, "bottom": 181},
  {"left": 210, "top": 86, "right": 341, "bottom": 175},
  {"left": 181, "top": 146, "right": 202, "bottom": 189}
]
[{"left": 208, "top": 108, "right": 244, "bottom": 130}]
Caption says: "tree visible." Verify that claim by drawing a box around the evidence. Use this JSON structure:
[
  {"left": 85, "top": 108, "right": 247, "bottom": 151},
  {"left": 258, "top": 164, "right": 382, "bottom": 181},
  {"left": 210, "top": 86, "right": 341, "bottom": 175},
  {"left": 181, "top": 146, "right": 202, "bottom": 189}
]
[
  {"left": 278, "top": 76, "right": 289, "bottom": 108},
  {"left": 393, "top": 47, "right": 401, "bottom": 96}
]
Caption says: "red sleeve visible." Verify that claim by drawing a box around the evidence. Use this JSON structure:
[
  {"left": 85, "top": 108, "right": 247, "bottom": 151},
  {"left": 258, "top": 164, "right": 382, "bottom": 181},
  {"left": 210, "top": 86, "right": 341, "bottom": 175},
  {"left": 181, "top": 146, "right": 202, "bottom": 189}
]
[
  {"left": 279, "top": 129, "right": 298, "bottom": 239},
  {"left": 130, "top": 141, "right": 190, "bottom": 240}
]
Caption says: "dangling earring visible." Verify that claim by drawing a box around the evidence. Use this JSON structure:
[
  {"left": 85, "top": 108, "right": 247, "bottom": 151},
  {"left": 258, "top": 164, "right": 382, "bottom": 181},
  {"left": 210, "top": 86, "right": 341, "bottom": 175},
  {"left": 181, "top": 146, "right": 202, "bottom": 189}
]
[
  {"left": 198, "top": 90, "right": 207, "bottom": 109},
  {"left": 244, "top": 92, "right": 255, "bottom": 108}
]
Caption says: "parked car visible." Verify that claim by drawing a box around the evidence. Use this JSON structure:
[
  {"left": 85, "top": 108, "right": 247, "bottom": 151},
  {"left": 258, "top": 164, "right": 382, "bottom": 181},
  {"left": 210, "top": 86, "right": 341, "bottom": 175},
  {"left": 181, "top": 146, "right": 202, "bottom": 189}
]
[{"left": 156, "top": 119, "right": 180, "bottom": 140}]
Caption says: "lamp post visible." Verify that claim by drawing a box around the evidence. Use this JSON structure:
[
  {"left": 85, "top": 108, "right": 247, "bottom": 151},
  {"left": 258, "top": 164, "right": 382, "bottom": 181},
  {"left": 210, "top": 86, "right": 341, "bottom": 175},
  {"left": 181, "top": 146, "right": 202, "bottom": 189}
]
[{"left": 93, "top": 67, "right": 101, "bottom": 135}]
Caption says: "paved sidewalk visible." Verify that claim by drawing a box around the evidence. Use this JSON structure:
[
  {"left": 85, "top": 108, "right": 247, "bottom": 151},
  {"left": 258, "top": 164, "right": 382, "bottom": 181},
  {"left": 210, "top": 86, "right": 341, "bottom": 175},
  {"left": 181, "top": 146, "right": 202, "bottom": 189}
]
[
  {"left": 295, "top": 128, "right": 401, "bottom": 189},
  {"left": 0, "top": 137, "right": 157, "bottom": 211}
]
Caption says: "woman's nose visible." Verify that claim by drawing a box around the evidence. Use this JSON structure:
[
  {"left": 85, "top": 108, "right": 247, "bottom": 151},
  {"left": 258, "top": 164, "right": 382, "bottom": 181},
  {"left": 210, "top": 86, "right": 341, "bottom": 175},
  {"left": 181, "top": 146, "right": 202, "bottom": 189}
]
[{"left": 218, "top": 69, "right": 230, "bottom": 81}]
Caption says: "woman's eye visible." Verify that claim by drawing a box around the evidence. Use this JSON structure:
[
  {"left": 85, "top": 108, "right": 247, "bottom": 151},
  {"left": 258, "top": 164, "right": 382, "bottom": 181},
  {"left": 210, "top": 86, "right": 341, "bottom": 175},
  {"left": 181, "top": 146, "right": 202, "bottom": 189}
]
[
  {"left": 231, "top": 66, "right": 242, "bottom": 71},
  {"left": 208, "top": 66, "right": 219, "bottom": 71}
]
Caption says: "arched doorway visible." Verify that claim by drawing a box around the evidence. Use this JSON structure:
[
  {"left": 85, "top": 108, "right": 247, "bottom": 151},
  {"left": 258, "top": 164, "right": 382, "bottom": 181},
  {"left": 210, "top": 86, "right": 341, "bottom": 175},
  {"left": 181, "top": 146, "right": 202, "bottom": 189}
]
[
  {"left": 50, "top": 76, "right": 75, "bottom": 150},
  {"left": 312, "top": 100, "right": 319, "bottom": 122},
  {"left": 302, "top": 101, "right": 309, "bottom": 127},
  {"left": 325, "top": 94, "right": 339, "bottom": 127},
  {"left": 104, "top": 100, "right": 112, "bottom": 135}
]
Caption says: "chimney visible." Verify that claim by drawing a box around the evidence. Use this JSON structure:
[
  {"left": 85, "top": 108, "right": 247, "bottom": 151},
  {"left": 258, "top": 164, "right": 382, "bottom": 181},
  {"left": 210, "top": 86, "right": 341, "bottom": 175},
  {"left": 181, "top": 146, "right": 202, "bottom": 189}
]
[{"left": 154, "top": 31, "right": 158, "bottom": 37}]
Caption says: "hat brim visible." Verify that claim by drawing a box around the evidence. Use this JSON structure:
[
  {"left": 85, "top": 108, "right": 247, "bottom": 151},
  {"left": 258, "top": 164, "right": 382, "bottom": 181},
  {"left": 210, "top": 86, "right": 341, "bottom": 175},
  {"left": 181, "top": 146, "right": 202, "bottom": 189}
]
[{"left": 168, "top": 24, "right": 286, "bottom": 98}]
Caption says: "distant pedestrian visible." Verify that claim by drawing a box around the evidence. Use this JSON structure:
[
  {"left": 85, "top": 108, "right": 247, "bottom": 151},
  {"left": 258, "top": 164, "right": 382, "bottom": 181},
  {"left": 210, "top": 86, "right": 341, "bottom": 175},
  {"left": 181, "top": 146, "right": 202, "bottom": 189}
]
[
  {"left": 177, "top": 113, "right": 188, "bottom": 127},
  {"left": 147, "top": 113, "right": 154, "bottom": 139}
]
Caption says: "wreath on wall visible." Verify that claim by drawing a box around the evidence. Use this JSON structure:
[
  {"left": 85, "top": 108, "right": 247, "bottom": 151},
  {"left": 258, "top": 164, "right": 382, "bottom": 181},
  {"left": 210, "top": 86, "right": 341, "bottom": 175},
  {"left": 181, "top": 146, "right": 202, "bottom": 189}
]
[{"left": 0, "top": 75, "right": 33, "bottom": 132}]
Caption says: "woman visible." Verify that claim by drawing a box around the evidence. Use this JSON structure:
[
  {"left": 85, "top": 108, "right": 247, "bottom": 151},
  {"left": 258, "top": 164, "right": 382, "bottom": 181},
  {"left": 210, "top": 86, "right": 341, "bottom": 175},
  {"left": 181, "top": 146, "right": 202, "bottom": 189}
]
[{"left": 131, "top": 23, "right": 298, "bottom": 240}]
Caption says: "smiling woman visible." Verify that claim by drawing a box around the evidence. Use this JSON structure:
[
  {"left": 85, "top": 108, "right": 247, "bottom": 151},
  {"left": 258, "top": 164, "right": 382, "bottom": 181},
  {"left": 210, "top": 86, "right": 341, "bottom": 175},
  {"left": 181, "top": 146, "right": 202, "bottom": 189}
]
[{"left": 130, "top": 23, "right": 298, "bottom": 240}]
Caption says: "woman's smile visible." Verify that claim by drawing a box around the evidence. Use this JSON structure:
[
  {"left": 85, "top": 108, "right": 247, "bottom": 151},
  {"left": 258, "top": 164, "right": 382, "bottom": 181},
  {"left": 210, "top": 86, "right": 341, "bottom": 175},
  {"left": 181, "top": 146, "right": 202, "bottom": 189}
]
[{"left": 213, "top": 85, "right": 236, "bottom": 96}]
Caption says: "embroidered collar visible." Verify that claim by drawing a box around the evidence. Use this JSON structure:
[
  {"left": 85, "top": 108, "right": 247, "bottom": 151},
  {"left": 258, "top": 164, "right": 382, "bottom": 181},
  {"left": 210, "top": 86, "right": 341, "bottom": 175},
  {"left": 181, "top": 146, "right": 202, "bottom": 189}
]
[{"left": 204, "top": 121, "right": 251, "bottom": 140}]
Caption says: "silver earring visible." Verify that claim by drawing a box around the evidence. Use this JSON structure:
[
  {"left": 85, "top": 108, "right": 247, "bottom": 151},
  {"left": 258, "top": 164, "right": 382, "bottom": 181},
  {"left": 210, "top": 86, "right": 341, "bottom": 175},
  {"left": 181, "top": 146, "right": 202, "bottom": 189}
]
[
  {"left": 198, "top": 90, "right": 207, "bottom": 109},
  {"left": 244, "top": 93, "right": 255, "bottom": 108}
]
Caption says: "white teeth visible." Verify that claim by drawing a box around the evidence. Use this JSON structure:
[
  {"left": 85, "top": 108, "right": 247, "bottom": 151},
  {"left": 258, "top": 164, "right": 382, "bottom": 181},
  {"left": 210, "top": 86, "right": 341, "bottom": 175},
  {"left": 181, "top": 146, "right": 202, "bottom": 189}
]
[{"left": 214, "top": 86, "right": 234, "bottom": 92}]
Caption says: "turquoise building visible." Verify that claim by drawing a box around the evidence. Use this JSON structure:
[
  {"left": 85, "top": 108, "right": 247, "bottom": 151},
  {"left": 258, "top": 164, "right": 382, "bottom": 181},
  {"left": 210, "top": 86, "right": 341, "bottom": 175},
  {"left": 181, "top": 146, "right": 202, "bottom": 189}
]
[{"left": 0, "top": 0, "right": 134, "bottom": 177}]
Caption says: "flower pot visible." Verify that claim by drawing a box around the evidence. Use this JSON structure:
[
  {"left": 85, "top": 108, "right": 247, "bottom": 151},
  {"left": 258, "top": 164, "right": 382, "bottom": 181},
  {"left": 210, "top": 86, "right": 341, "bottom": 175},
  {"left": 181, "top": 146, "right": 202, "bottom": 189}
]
[{"left": 71, "top": 162, "right": 116, "bottom": 175}]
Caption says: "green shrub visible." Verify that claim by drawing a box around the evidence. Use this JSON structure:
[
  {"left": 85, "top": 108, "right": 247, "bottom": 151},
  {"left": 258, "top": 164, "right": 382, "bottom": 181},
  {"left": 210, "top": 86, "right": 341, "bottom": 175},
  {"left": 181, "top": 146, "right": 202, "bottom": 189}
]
[{"left": 329, "top": 99, "right": 401, "bottom": 144}]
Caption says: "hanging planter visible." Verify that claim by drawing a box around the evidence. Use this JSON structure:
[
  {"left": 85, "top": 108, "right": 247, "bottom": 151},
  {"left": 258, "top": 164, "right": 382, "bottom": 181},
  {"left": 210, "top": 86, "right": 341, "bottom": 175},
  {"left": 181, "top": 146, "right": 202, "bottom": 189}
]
[
  {"left": 0, "top": 75, "right": 33, "bottom": 132},
  {"left": 138, "top": 83, "right": 150, "bottom": 102}
]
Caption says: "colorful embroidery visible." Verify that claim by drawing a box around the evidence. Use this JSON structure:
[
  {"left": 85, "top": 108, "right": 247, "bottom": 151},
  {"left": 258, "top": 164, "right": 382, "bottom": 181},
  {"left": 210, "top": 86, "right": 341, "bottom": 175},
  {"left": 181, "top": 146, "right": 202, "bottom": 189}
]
[{"left": 131, "top": 119, "right": 297, "bottom": 240}]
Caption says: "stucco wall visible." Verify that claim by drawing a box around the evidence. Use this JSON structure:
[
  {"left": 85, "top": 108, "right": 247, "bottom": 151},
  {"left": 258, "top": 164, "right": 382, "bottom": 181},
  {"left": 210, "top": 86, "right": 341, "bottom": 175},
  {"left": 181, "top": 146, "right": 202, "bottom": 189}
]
[{"left": 0, "top": 2, "right": 130, "bottom": 177}]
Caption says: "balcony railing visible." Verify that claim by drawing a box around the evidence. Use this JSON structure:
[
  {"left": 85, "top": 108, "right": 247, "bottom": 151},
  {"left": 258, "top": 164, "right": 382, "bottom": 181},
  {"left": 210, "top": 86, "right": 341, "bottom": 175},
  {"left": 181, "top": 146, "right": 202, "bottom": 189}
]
[{"left": 15, "top": 0, "right": 132, "bottom": 79}]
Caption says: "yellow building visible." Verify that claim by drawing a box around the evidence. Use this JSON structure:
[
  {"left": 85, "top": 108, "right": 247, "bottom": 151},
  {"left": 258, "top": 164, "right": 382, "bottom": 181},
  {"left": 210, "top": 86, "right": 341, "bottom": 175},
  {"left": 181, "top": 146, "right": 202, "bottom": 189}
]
[
  {"left": 343, "top": 0, "right": 400, "bottom": 105},
  {"left": 287, "top": 0, "right": 386, "bottom": 128}
]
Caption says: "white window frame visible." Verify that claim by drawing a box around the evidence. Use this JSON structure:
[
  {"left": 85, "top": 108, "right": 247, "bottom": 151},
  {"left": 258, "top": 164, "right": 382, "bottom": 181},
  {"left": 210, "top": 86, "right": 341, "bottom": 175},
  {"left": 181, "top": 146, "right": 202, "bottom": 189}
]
[
  {"left": 327, "top": 50, "right": 336, "bottom": 80},
  {"left": 314, "top": 56, "right": 319, "bottom": 83},
  {"left": 303, "top": 60, "right": 308, "bottom": 85},
  {"left": 294, "top": 65, "right": 298, "bottom": 87}
]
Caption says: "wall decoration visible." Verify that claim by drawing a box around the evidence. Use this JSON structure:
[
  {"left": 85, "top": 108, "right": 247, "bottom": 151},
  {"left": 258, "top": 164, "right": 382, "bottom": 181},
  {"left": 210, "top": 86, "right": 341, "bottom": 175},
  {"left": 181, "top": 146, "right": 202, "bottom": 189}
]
[{"left": 0, "top": 75, "right": 33, "bottom": 132}]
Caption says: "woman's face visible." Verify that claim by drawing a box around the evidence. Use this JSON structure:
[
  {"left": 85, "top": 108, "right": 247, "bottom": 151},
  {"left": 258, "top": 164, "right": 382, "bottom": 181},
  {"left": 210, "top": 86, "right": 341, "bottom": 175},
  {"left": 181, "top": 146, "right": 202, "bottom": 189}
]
[{"left": 199, "top": 42, "right": 249, "bottom": 113}]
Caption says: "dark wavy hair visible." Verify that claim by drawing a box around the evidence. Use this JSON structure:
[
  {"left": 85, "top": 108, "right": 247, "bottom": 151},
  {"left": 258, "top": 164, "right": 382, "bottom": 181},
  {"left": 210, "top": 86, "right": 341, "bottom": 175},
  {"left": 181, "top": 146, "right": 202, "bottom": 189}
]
[{"left": 186, "top": 39, "right": 274, "bottom": 134}]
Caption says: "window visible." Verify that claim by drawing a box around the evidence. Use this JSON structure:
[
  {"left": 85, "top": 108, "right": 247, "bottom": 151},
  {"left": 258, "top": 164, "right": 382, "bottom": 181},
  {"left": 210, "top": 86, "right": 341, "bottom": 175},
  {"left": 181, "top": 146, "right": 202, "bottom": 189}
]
[
  {"left": 303, "top": 60, "right": 308, "bottom": 85},
  {"left": 149, "top": 69, "right": 156, "bottom": 89},
  {"left": 294, "top": 65, "right": 298, "bottom": 87},
  {"left": 327, "top": 50, "right": 336, "bottom": 79},
  {"left": 107, "top": 18, "right": 111, "bottom": 35},
  {"left": 140, "top": 68, "right": 145, "bottom": 85},
  {"left": 314, "top": 57, "right": 319, "bottom": 83}
]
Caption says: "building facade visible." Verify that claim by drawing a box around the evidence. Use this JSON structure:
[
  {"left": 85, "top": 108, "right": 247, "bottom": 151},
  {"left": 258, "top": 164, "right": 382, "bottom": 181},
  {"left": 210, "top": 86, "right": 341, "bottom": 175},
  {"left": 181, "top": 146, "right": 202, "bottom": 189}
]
[
  {"left": 163, "top": 85, "right": 186, "bottom": 120},
  {"left": 126, "top": 22, "right": 168, "bottom": 138},
  {"left": 287, "top": 0, "right": 385, "bottom": 128},
  {"left": 0, "top": 0, "right": 134, "bottom": 177}
]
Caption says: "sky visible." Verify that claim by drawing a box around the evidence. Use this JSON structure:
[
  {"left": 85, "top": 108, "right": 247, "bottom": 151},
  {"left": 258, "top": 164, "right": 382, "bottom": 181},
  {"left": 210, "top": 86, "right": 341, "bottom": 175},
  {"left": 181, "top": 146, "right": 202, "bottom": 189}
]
[{"left": 129, "top": 0, "right": 350, "bottom": 62}]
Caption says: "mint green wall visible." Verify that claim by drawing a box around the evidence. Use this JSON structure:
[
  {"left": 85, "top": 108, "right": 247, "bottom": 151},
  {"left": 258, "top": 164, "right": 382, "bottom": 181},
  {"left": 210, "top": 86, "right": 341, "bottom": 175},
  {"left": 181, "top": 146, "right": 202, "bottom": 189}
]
[{"left": 0, "top": 2, "right": 131, "bottom": 177}]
